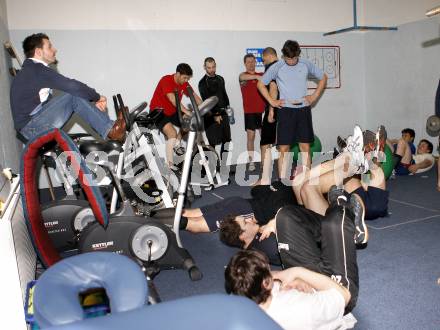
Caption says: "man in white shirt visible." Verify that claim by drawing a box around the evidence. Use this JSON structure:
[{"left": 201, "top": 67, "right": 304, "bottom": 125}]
[
  {"left": 226, "top": 249, "right": 354, "bottom": 330},
  {"left": 225, "top": 200, "right": 359, "bottom": 329}
]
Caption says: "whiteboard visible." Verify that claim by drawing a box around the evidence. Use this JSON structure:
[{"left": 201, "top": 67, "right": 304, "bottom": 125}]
[{"left": 300, "top": 45, "right": 341, "bottom": 89}]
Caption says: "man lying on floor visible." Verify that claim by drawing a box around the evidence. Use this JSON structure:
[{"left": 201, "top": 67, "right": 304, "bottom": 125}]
[
  {"left": 293, "top": 125, "right": 389, "bottom": 244},
  {"left": 225, "top": 200, "right": 360, "bottom": 329},
  {"left": 219, "top": 125, "right": 388, "bottom": 251},
  {"left": 150, "top": 181, "right": 295, "bottom": 265},
  {"left": 393, "top": 139, "right": 434, "bottom": 176},
  {"left": 386, "top": 128, "right": 434, "bottom": 175},
  {"left": 152, "top": 125, "right": 388, "bottom": 251}
]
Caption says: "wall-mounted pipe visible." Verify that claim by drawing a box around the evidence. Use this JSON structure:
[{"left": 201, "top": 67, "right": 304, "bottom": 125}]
[
  {"left": 426, "top": 6, "right": 440, "bottom": 17},
  {"left": 323, "top": 0, "right": 397, "bottom": 36}
]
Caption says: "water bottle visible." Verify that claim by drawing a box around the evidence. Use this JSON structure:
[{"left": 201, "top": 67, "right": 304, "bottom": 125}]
[{"left": 225, "top": 106, "right": 235, "bottom": 125}]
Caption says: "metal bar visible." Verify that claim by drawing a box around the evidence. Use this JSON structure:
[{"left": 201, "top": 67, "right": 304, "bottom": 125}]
[
  {"left": 173, "top": 131, "right": 197, "bottom": 247},
  {"left": 353, "top": 0, "right": 357, "bottom": 28},
  {"left": 323, "top": 25, "right": 397, "bottom": 36},
  {"left": 356, "top": 26, "right": 398, "bottom": 31},
  {"left": 323, "top": 0, "right": 398, "bottom": 36},
  {"left": 323, "top": 27, "right": 356, "bottom": 36},
  {"left": 426, "top": 6, "right": 440, "bottom": 17}
]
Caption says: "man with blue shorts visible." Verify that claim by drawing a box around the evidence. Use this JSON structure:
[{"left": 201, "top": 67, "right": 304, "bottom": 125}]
[{"left": 257, "top": 40, "right": 327, "bottom": 178}]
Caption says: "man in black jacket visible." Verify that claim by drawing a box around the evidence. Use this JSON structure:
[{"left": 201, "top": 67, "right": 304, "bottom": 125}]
[
  {"left": 198, "top": 57, "right": 231, "bottom": 152},
  {"left": 10, "top": 33, "right": 126, "bottom": 142}
]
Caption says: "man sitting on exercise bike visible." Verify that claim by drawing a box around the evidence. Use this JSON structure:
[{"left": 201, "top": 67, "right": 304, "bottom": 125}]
[{"left": 149, "top": 63, "right": 203, "bottom": 167}]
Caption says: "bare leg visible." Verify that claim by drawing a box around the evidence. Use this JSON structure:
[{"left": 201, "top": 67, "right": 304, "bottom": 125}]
[
  {"left": 183, "top": 208, "right": 203, "bottom": 217},
  {"left": 395, "top": 139, "right": 411, "bottom": 164},
  {"left": 256, "top": 144, "right": 273, "bottom": 185},
  {"left": 298, "top": 142, "right": 312, "bottom": 169},
  {"left": 182, "top": 208, "right": 210, "bottom": 233},
  {"left": 277, "top": 145, "right": 291, "bottom": 179},
  {"left": 300, "top": 153, "right": 359, "bottom": 215},
  {"left": 292, "top": 159, "right": 331, "bottom": 204},
  {"left": 185, "top": 216, "right": 210, "bottom": 233},
  {"left": 343, "top": 165, "right": 384, "bottom": 195},
  {"left": 246, "top": 129, "right": 256, "bottom": 163},
  {"left": 343, "top": 177, "right": 362, "bottom": 194},
  {"left": 162, "top": 123, "right": 179, "bottom": 166},
  {"left": 292, "top": 156, "right": 345, "bottom": 204}
]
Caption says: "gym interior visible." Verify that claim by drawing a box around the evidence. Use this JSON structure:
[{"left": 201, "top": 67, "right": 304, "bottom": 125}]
[{"left": 0, "top": 1, "right": 439, "bottom": 329}]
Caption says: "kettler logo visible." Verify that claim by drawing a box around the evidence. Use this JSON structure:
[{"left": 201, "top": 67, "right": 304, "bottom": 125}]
[
  {"left": 44, "top": 221, "right": 59, "bottom": 228},
  {"left": 92, "top": 241, "right": 114, "bottom": 250}
]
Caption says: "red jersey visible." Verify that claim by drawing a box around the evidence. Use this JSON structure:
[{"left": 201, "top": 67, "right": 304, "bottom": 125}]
[
  {"left": 150, "top": 74, "right": 190, "bottom": 116},
  {"left": 240, "top": 72, "right": 266, "bottom": 114}
]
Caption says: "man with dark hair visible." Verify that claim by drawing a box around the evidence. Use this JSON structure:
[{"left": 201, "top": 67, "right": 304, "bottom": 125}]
[
  {"left": 149, "top": 63, "right": 202, "bottom": 165},
  {"left": 407, "top": 139, "right": 435, "bottom": 174},
  {"left": 239, "top": 54, "right": 266, "bottom": 171},
  {"left": 10, "top": 33, "right": 126, "bottom": 142},
  {"left": 225, "top": 201, "right": 358, "bottom": 329},
  {"left": 150, "top": 181, "right": 296, "bottom": 266},
  {"left": 387, "top": 129, "right": 435, "bottom": 175},
  {"left": 198, "top": 57, "right": 231, "bottom": 153},
  {"left": 257, "top": 40, "right": 328, "bottom": 178}
]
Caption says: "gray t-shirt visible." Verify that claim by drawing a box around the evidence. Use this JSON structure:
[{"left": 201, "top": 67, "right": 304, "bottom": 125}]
[{"left": 261, "top": 59, "right": 324, "bottom": 109}]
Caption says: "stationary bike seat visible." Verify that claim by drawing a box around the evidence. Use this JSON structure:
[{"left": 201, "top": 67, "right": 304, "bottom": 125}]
[
  {"left": 78, "top": 140, "right": 123, "bottom": 154},
  {"left": 129, "top": 102, "right": 148, "bottom": 125},
  {"left": 135, "top": 108, "right": 164, "bottom": 128}
]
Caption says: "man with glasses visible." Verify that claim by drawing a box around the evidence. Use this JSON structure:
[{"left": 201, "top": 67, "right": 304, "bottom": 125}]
[{"left": 257, "top": 40, "right": 328, "bottom": 177}]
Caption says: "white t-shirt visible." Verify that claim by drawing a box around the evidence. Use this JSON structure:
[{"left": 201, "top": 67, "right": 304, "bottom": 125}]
[
  {"left": 413, "top": 153, "right": 435, "bottom": 174},
  {"left": 265, "top": 282, "right": 351, "bottom": 330}
]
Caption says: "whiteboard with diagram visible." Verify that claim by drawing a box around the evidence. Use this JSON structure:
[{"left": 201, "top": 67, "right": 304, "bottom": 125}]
[{"left": 301, "top": 45, "right": 340, "bottom": 89}]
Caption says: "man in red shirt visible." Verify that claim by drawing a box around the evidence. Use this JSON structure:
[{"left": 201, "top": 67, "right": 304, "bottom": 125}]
[
  {"left": 150, "top": 63, "right": 202, "bottom": 165},
  {"left": 239, "top": 54, "right": 266, "bottom": 171}
]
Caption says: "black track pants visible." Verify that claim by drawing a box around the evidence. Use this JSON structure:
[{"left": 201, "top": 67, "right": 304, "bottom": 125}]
[{"left": 275, "top": 205, "right": 359, "bottom": 312}]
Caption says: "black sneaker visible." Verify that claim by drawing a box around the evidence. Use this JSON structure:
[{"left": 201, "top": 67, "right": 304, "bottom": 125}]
[
  {"left": 327, "top": 185, "right": 347, "bottom": 206},
  {"left": 349, "top": 194, "right": 368, "bottom": 245}
]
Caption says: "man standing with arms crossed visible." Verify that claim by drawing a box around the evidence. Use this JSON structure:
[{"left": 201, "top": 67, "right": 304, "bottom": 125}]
[{"left": 257, "top": 40, "right": 327, "bottom": 179}]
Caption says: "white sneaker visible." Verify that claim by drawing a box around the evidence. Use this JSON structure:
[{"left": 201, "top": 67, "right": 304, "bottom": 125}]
[
  {"left": 345, "top": 125, "right": 368, "bottom": 174},
  {"left": 248, "top": 162, "right": 256, "bottom": 171}
]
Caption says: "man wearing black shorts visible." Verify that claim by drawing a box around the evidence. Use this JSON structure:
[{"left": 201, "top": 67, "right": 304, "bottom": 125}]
[
  {"left": 258, "top": 47, "right": 279, "bottom": 184},
  {"left": 257, "top": 40, "right": 328, "bottom": 177},
  {"left": 149, "top": 63, "right": 202, "bottom": 166},
  {"left": 239, "top": 54, "right": 266, "bottom": 171}
]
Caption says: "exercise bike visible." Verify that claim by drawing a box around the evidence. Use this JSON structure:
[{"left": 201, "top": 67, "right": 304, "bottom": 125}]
[
  {"left": 184, "top": 103, "right": 230, "bottom": 193},
  {"left": 78, "top": 87, "right": 216, "bottom": 280},
  {"left": 108, "top": 95, "right": 177, "bottom": 214}
]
